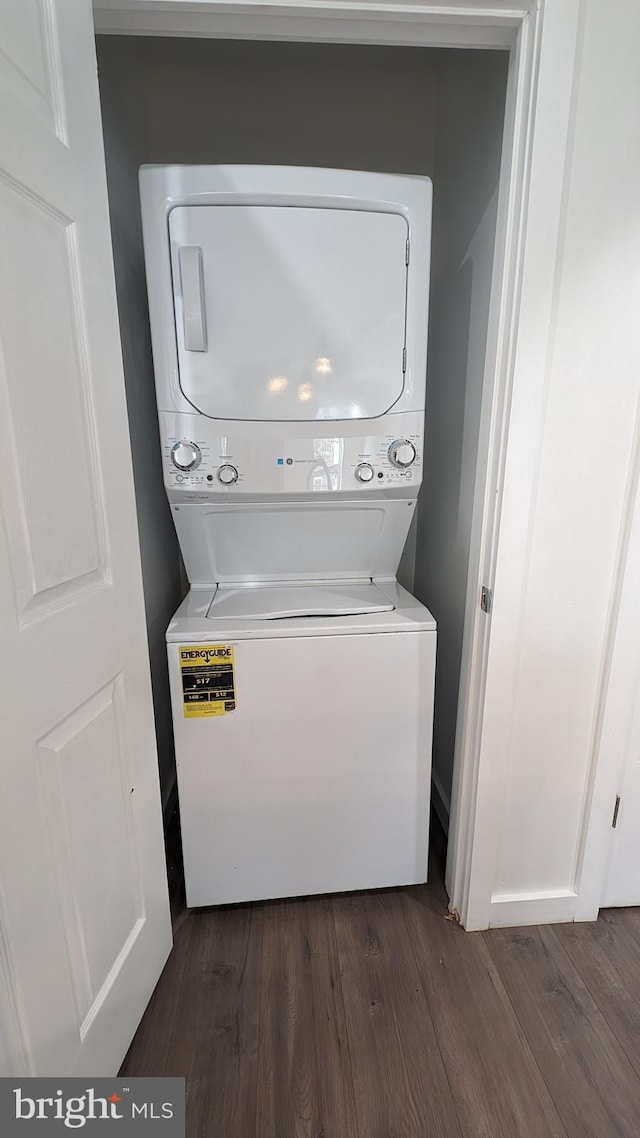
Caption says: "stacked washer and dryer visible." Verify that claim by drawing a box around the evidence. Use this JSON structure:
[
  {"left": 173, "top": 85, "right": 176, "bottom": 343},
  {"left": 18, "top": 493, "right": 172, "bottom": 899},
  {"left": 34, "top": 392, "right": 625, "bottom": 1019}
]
[{"left": 140, "top": 165, "right": 436, "bottom": 907}]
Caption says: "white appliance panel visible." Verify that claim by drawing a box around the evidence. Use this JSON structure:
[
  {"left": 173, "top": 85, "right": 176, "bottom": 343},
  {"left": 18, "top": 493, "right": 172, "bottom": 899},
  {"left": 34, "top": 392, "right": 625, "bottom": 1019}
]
[
  {"left": 173, "top": 499, "right": 416, "bottom": 584},
  {"left": 167, "top": 581, "right": 437, "bottom": 641},
  {"left": 169, "top": 204, "right": 408, "bottom": 422},
  {"left": 168, "top": 626, "right": 436, "bottom": 906},
  {"left": 158, "top": 409, "right": 424, "bottom": 497},
  {"left": 140, "top": 166, "right": 431, "bottom": 423}
]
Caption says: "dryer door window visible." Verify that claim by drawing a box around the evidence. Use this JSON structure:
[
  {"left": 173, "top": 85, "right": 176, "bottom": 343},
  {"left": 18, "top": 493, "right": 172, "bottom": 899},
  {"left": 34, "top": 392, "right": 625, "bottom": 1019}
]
[{"left": 168, "top": 204, "right": 408, "bottom": 422}]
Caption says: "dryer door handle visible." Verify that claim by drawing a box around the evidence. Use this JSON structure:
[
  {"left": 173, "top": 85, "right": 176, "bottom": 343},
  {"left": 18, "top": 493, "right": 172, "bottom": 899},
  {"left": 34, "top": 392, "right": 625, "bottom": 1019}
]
[{"left": 178, "top": 245, "right": 207, "bottom": 352}]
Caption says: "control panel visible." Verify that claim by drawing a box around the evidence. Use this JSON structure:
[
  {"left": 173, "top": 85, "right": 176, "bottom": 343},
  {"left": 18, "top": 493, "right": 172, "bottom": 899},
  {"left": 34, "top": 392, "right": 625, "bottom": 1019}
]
[{"left": 160, "top": 412, "right": 423, "bottom": 496}]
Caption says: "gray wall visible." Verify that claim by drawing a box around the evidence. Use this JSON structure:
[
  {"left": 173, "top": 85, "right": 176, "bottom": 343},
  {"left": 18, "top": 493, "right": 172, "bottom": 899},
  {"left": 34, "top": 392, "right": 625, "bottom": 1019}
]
[
  {"left": 96, "top": 37, "right": 438, "bottom": 172},
  {"left": 96, "top": 35, "right": 506, "bottom": 824},
  {"left": 412, "top": 50, "right": 508, "bottom": 818}
]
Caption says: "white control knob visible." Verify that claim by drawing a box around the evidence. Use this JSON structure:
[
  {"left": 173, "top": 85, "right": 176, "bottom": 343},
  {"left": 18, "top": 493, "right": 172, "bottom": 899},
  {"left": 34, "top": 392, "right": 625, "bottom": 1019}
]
[
  {"left": 217, "top": 464, "right": 239, "bottom": 485},
  {"left": 388, "top": 439, "right": 417, "bottom": 468},
  {"left": 171, "top": 440, "right": 201, "bottom": 471},
  {"left": 355, "top": 463, "right": 374, "bottom": 483}
]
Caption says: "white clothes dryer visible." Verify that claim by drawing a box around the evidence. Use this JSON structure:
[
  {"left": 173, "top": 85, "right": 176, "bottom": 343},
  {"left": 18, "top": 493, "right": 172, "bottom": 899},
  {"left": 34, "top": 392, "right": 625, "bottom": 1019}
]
[{"left": 139, "top": 164, "right": 431, "bottom": 587}]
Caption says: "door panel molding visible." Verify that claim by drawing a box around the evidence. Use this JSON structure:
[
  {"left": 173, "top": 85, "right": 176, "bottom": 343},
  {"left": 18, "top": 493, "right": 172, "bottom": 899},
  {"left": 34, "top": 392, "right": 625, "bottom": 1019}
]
[
  {"left": 0, "top": 883, "right": 33, "bottom": 1077},
  {"left": 0, "top": 0, "right": 67, "bottom": 143},
  {"left": 36, "top": 675, "right": 144, "bottom": 1034},
  {"left": 0, "top": 173, "right": 110, "bottom": 625}
]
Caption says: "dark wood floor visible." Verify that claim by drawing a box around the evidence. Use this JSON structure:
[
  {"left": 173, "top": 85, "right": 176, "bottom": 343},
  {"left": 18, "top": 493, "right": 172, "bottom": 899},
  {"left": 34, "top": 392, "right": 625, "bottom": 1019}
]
[{"left": 123, "top": 819, "right": 640, "bottom": 1136}]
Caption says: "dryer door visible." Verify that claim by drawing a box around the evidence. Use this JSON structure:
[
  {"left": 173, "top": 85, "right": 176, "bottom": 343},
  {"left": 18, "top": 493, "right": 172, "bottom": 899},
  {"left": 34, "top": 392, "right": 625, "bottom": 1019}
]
[{"left": 168, "top": 204, "right": 408, "bottom": 422}]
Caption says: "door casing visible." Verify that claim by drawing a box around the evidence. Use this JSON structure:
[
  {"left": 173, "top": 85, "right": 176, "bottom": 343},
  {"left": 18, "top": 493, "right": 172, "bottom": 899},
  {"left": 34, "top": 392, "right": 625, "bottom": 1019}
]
[{"left": 92, "top": 0, "right": 587, "bottom": 930}]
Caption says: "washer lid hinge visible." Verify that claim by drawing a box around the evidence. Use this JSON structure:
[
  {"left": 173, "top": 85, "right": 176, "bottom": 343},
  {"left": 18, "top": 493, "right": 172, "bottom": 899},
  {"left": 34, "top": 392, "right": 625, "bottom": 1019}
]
[
  {"left": 480, "top": 586, "right": 492, "bottom": 614},
  {"left": 405, "top": 237, "right": 410, "bottom": 265},
  {"left": 402, "top": 348, "right": 407, "bottom": 374}
]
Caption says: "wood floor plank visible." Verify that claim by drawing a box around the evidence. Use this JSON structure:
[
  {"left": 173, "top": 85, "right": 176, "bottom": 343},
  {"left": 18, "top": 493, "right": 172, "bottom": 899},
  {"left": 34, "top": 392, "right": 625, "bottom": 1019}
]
[
  {"left": 402, "top": 889, "right": 566, "bottom": 1138},
  {"left": 334, "top": 890, "right": 462, "bottom": 1138},
  {"left": 485, "top": 924, "right": 640, "bottom": 1138},
  {"left": 552, "top": 909, "right": 640, "bottom": 1078},
  {"left": 611, "top": 905, "right": 640, "bottom": 950},
  {"left": 163, "top": 905, "right": 263, "bottom": 1138},
  {"left": 256, "top": 896, "right": 358, "bottom": 1138},
  {"left": 120, "top": 918, "right": 193, "bottom": 1077}
]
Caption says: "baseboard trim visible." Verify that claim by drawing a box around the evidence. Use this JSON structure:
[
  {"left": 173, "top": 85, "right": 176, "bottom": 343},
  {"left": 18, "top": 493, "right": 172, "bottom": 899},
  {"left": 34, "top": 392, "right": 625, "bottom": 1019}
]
[{"left": 479, "top": 890, "right": 578, "bottom": 930}]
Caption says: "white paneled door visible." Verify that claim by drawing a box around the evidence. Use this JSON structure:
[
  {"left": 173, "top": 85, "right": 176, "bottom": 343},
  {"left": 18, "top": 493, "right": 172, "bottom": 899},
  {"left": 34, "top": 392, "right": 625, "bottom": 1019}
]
[
  {"left": 602, "top": 699, "right": 640, "bottom": 908},
  {"left": 0, "top": 0, "right": 171, "bottom": 1075},
  {"left": 599, "top": 465, "right": 640, "bottom": 909}
]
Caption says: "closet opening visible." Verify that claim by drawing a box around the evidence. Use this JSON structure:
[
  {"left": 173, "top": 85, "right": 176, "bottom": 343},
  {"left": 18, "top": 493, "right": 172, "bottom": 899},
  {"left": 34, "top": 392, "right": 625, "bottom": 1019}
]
[{"left": 95, "top": 34, "right": 510, "bottom": 906}]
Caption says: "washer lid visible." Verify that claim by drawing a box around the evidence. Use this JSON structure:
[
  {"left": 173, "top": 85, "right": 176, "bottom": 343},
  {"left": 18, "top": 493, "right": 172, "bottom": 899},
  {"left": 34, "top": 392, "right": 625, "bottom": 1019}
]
[
  {"left": 168, "top": 204, "right": 408, "bottom": 422},
  {"left": 206, "top": 582, "right": 394, "bottom": 621}
]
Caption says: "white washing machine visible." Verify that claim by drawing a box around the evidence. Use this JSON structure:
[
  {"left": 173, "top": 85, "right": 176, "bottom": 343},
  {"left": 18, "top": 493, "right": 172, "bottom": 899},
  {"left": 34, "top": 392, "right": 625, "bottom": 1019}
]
[
  {"left": 140, "top": 165, "right": 436, "bottom": 906},
  {"left": 167, "top": 582, "right": 435, "bottom": 906}
]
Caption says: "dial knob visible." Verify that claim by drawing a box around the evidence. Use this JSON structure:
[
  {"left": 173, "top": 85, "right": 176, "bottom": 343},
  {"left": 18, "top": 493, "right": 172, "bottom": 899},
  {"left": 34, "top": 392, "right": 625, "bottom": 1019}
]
[
  {"left": 217, "top": 464, "right": 239, "bottom": 485},
  {"left": 355, "top": 462, "right": 374, "bottom": 483},
  {"left": 171, "top": 440, "right": 201, "bottom": 471},
  {"left": 388, "top": 439, "right": 417, "bottom": 468}
]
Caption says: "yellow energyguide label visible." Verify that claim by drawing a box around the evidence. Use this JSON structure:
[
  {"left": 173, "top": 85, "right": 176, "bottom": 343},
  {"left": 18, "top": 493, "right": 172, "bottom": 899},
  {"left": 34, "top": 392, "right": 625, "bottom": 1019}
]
[{"left": 179, "top": 644, "right": 236, "bottom": 718}]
